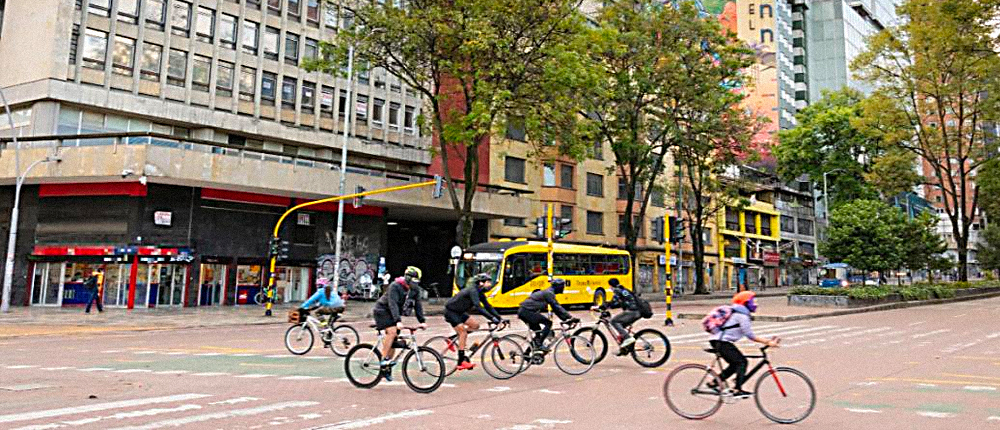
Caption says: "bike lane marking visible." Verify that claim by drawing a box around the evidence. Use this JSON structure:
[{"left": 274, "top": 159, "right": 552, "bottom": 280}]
[
  {"left": 104, "top": 400, "right": 320, "bottom": 430},
  {"left": 303, "top": 409, "right": 434, "bottom": 430},
  {"left": 0, "top": 394, "right": 212, "bottom": 425}
]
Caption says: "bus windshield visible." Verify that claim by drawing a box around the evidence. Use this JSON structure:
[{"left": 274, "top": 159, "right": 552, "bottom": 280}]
[{"left": 456, "top": 257, "right": 502, "bottom": 289}]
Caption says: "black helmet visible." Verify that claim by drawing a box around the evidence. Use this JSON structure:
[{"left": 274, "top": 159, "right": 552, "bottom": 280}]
[
  {"left": 473, "top": 273, "right": 492, "bottom": 286},
  {"left": 550, "top": 278, "right": 566, "bottom": 294},
  {"left": 608, "top": 278, "right": 620, "bottom": 288}
]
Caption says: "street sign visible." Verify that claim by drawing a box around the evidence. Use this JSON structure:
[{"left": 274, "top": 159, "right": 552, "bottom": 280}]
[{"left": 153, "top": 211, "right": 172, "bottom": 226}]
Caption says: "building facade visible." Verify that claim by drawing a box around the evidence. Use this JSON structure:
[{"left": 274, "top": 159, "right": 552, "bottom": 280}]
[
  {"left": 0, "top": 0, "right": 528, "bottom": 308},
  {"left": 774, "top": 180, "right": 818, "bottom": 286}
]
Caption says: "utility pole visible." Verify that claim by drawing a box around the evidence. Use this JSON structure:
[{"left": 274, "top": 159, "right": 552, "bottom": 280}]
[{"left": 330, "top": 45, "right": 355, "bottom": 300}]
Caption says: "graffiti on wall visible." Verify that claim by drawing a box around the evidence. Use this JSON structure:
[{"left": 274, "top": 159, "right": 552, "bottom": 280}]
[
  {"left": 318, "top": 232, "right": 380, "bottom": 298},
  {"left": 638, "top": 264, "right": 654, "bottom": 294}
]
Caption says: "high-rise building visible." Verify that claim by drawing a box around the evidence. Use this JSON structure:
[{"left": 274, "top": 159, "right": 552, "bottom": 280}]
[{"left": 0, "top": 0, "right": 526, "bottom": 309}]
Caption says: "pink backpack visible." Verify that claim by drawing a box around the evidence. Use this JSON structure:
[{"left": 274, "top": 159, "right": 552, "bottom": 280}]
[{"left": 701, "top": 305, "right": 734, "bottom": 333}]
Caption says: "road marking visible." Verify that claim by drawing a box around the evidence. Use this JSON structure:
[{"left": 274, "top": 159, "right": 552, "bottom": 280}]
[
  {"left": 280, "top": 376, "right": 321, "bottom": 380},
  {"left": 953, "top": 314, "right": 967, "bottom": 318},
  {"left": 16, "top": 405, "right": 205, "bottom": 429},
  {"left": 304, "top": 356, "right": 331, "bottom": 360},
  {"left": 854, "top": 382, "right": 879, "bottom": 386},
  {"left": 234, "top": 374, "right": 274, "bottom": 378},
  {"left": 941, "top": 373, "right": 1000, "bottom": 382},
  {"left": 917, "top": 383, "right": 937, "bottom": 388},
  {"left": 208, "top": 397, "right": 260, "bottom": 405},
  {"left": 41, "top": 367, "right": 74, "bottom": 371},
  {"left": 76, "top": 368, "right": 113, "bottom": 372},
  {"left": 486, "top": 386, "right": 511, "bottom": 392},
  {"left": 194, "top": 353, "right": 223, "bottom": 356},
  {"left": 232, "top": 353, "right": 257, "bottom": 357},
  {"left": 496, "top": 419, "right": 573, "bottom": 430},
  {"left": 537, "top": 389, "right": 562, "bottom": 394},
  {"left": 916, "top": 411, "right": 954, "bottom": 418},
  {"left": 101, "top": 350, "right": 122, "bottom": 353},
  {"left": 152, "top": 370, "right": 188, "bottom": 375},
  {"left": 105, "top": 401, "right": 319, "bottom": 430},
  {"left": 909, "top": 321, "right": 926, "bottom": 326},
  {"left": 782, "top": 326, "right": 857, "bottom": 341},
  {"left": 912, "top": 329, "right": 951, "bottom": 339},
  {"left": 989, "top": 416, "right": 1000, "bottom": 421},
  {"left": 0, "top": 393, "right": 211, "bottom": 424},
  {"left": 164, "top": 352, "right": 187, "bottom": 356},
  {"left": 190, "top": 372, "right": 229, "bottom": 377},
  {"left": 114, "top": 369, "right": 152, "bottom": 373},
  {"left": 964, "top": 386, "right": 997, "bottom": 392},
  {"left": 265, "top": 355, "right": 291, "bottom": 358},
  {"left": 672, "top": 325, "right": 814, "bottom": 344},
  {"left": 784, "top": 327, "right": 893, "bottom": 347},
  {"left": 305, "top": 409, "right": 433, "bottom": 430},
  {"left": 845, "top": 408, "right": 882, "bottom": 414},
  {"left": 873, "top": 377, "right": 1000, "bottom": 387},
  {"left": 134, "top": 351, "right": 158, "bottom": 355},
  {"left": 5, "top": 365, "right": 38, "bottom": 369}
]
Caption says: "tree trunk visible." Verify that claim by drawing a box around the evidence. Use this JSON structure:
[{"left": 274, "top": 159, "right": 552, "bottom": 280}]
[
  {"left": 456, "top": 211, "right": 474, "bottom": 249},
  {"left": 692, "top": 233, "right": 708, "bottom": 294},
  {"left": 957, "top": 235, "right": 969, "bottom": 282}
]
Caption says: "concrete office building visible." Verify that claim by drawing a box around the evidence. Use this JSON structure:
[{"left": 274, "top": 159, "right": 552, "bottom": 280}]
[{"left": 0, "top": 0, "right": 526, "bottom": 309}]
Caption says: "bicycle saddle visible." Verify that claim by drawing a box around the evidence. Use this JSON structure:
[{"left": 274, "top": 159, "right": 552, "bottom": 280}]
[{"left": 704, "top": 348, "right": 717, "bottom": 354}]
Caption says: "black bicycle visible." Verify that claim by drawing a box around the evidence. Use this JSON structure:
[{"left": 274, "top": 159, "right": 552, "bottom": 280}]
[
  {"left": 663, "top": 344, "right": 816, "bottom": 424},
  {"left": 573, "top": 309, "right": 671, "bottom": 367}
]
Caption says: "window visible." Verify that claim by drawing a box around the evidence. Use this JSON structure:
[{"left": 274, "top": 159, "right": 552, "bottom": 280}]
[
  {"left": 543, "top": 163, "right": 556, "bottom": 186},
  {"left": 81, "top": 29, "right": 108, "bottom": 70},
  {"left": 338, "top": 90, "right": 347, "bottom": 116},
  {"left": 372, "top": 98, "right": 384, "bottom": 126},
  {"left": 117, "top": 0, "right": 139, "bottom": 24},
  {"left": 307, "top": 0, "right": 320, "bottom": 22},
  {"left": 320, "top": 86, "right": 335, "bottom": 115},
  {"left": 304, "top": 38, "right": 318, "bottom": 60},
  {"left": 560, "top": 164, "right": 574, "bottom": 189},
  {"left": 239, "top": 66, "right": 256, "bottom": 101},
  {"left": 69, "top": 25, "right": 81, "bottom": 64},
  {"left": 724, "top": 236, "right": 742, "bottom": 257},
  {"left": 725, "top": 208, "right": 740, "bottom": 231},
  {"left": 284, "top": 32, "right": 299, "bottom": 65},
  {"left": 145, "top": 0, "right": 166, "bottom": 30},
  {"left": 166, "top": 49, "right": 187, "bottom": 86},
  {"left": 780, "top": 215, "right": 795, "bottom": 233},
  {"left": 587, "top": 211, "right": 604, "bottom": 235},
  {"left": 191, "top": 55, "right": 211, "bottom": 91},
  {"left": 263, "top": 27, "right": 280, "bottom": 60},
  {"left": 591, "top": 140, "right": 603, "bottom": 160},
  {"left": 216, "top": 61, "right": 234, "bottom": 97},
  {"left": 586, "top": 173, "right": 603, "bottom": 197},
  {"left": 388, "top": 102, "right": 400, "bottom": 129},
  {"left": 242, "top": 21, "right": 259, "bottom": 54},
  {"left": 196, "top": 7, "right": 215, "bottom": 43},
  {"left": 505, "top": 119, "right": 527, "bottom": 141},
  {"left": 797, "top": 218, "right": 814, "bottom": 236},
  {"left": 301, "top": 81, "right": 315, "bottom": 112},
  {"left": 288, "top": 0, "right": 301, "bottom": 18},
  {"left": 88, "top": 0, "right": 110, "bottom": 17},
  {"left": 324, "top": 5, "right": 337, "bottom": 27},
  {"left": 504, "top": 218, "right": 526, "bottom": 227},
  {"left": 111, "top": 36, "right": 136, "bottom": 75},
  {"left": 261, "top": 72, "right": 277, "bottom": 103},
  {"left": 171, "top": 1, "right": 191, "bottom": 37},
  {"left": 799, "top": 242, "right": 815, "bottom": 257},
  {"left": 282, "top": 76, "right": 297, "bottom": 107},
  {"left": 744, "top": 213, "right": 756, "bottom": 233},
  {"left": 219, "top": 14, "right": 237, "bottom": 49},
  {"left": 505, "top": 156, "right": 526, "bottom": 184},
  {"left": 341, "top": 9, "right": 354, "bottom": 29},
  {"left": 267, "top": 0, "right": 281, "bottom": 13},
  {"left": 560, "top": 205, "right": 573, "bottom": 226},
  {"left": 404, "top": 106, "right": 415, "bottom": 133},
  {"left": 651, "top": 189, "right": 665, "bottom": 207},
  {"left": 358, "top": 67, "right": 369, "bottom": 85},
  {"left": 618, "top": 177, "right": 627, "bottom": 200},
  {"left": 355, "top": 94, "right": 369, "bottom": 121}
]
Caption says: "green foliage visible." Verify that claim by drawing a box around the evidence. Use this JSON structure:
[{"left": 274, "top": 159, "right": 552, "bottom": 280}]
[
  {"left": 977, "top": 224, "right": 1000, "bottom": 272},
  {"left": 820, "top": 199, "right": 908, "bottom": 275},
  {"left": 865, "top": 148, "right": 923, "bottom": 199},
  {"left": 791, "top": 283, "right": 984, "bottom": 301},
  {"left": 979, "top": 159, "right": 1000, "bottom": 221},
  {"left": 897, "top": 212, "right": 947, "bottom": 272}
]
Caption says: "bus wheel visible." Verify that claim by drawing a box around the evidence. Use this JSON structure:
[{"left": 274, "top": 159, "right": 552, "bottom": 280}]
[{"left": 593, "top": 289, "right": 606, "bottom": 308}]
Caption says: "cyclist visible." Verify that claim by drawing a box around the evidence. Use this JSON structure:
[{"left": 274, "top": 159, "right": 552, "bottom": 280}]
[
  {"left": 444, "top": 273, "right": 505, "bottom": 371},
  {"left": 299, "top": 277, "right": 346, "bottom": 325},
  {"left": 372, "top": 266, "right": 426, "bottom": 382},
  {"left": 592, "top": 278, "right": 640, "bottom": 354},
  {"left": 517, "top": 278, "right": 578, "bottom": 353},
  {"left": 709, "top": 290, "right": 779, "bottom": 398}
]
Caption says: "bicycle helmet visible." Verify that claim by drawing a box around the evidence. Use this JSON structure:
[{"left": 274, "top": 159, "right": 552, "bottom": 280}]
[
  {"left": 404, "top": 266, "right": 422, "bottom": 287},
  {"left": 473, "top": 273, "right": 493, "bottom": 289},
  {"left": 608, "top": 278, "right": 620, "bottom": 288},
  {"left": 317, "top": 277, "right": 329, "bottom": 286},
  {"left": 550, "top": 278, "right": 566, "bottom": 295},
  {"left": 733, "top": 290, "right": 757, "bottom": 312}
]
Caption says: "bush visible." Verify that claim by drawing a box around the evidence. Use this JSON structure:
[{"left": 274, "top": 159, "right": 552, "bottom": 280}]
[
  {"left": 846, "top": 286, "right": 892, "bottom": 300},
  {"left": 897, "top": 287, "right": 931, "bottom": 301}
]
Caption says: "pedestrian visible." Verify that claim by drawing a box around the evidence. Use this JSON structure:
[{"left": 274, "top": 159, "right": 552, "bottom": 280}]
[
  {"left": 759, "top": 273, "right": 767, "bottom": 291},
  {"left": 84, "top": 268, "right": 104, "bottom": 314}
]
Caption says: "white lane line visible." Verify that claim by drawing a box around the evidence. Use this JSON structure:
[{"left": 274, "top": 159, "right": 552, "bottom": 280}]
[
  {"left": 964, "top": 386, "right": 997, "bottom": 392},
  {"left": 76, "top": 368, "right": 113, "bottom": 372},
  {"left": 537, "top": 389, "right": 562, "bottom": 394},
  {"left": 152, "top": 370, "right": 188, "bottom": 375},
  {"left": 845, "top": 408, "right": 882, "bottom": 414},
  {"left": 304, "top": 356, "right": 332, "bottom": 360},
  {"left": 41, "top": 367, "right": 75, "bottom": 371},
  {"left": 0, "top": 393, "right": 211, "bottom": 424},
  {"left": 265, "top": 355, "right": 291, "bottom": 358},
  {"left": 280, "top": 376, "right": 321, "bottom": 380},
  {"left": 916, "top": 383, "right": 937, "bottom": 388},
  {"left": 113, "top": 369, "right": 152, "bottom": 374},
  {"left": 305, "top": 409, "right": 434, "bottom": 430},
  {"left": 208, "top": 397, "right": 260, "bottom": 405},
  {"left": 232, "top": 353, "right": 257, "bottom": 357},
  {"left": 909, "top": 321, "right": 926, "bottom": 326},
  {"left": 15, "top": 405, "right": 204, "bottom": 430},
  {"left": 190, "top": 372, "right": 229, "bottom": 377},
  {"left": 164, "top": 352, "right": 187, "bottom": 356},
  {"left": 193, "top": 353, "right": 223, "bottom": 357},
  {"left": 234, "top": 374, "right": 274, "bottom": 379},
  {"left": 101, "top": 350, "right": 122, "bottom": 353},
  {"left": 133, "top": 351, "right": 158, "bottom": 355},
  {"left": 105, "top": 401, "right": 319, "bottom": 430},
  {"left": 485, "top": 386, "right": 511, "bottom": 392},
  {"left": 496, "top": 419, "right": 573, "bottom": 430},
  {"left": 5, "top": 365, "right": 39, "bottom": 369},
  {"left": 942, "top": 332, "right": 1000, "bottom": 354},
  {"left": 916, "top": 411, "right": 954, "bottom": 418},
  {"left": 989, "top": 416, "right": 1000, "bottom": 421},
  {"left": 912, "top": 329, "right": 952, "bottom": 339},
  {"left": 953, "top": 314, "right": 967, "bottom": 318}
]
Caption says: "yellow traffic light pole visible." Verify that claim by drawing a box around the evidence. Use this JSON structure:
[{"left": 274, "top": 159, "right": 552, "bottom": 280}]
[
  {"left": 546, "top": 203, "right": 554, "bottom": 280},
  {"left": 664, "top": 217, "right": 674, "bottom": 326},
  {"left": 263, "top": 179, "right": 440, "bottom": 316}
]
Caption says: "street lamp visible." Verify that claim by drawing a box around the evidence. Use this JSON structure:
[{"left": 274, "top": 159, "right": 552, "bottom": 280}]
[
  {"left": 1, "top": 154, "right": 63, "bottom": 312},
  {"left": 822, "top": 168, "right": 845, "bottom": 220}
]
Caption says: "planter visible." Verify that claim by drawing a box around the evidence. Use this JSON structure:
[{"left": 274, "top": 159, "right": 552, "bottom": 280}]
[{"left": 788, "top": 293, "right": 902, "bottom": 308}]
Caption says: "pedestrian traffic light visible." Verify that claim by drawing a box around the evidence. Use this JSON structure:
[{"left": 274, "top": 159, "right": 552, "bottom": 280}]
[
  {"left": 653, "top": 217, "right": 665, "bottom": 244},
  {"left": 432, "top": 175, "right": 444, "bottom": 199},
  {"left": 353, "top": 185, "right": 365, "bottom": 208}
]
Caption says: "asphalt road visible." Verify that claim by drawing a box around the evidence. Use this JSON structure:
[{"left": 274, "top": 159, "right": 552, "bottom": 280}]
[{"left": 2, "top": 298, "right": 999, "bottom": 429}]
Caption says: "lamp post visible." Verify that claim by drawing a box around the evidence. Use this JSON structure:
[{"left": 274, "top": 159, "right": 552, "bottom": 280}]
[
  {"left": 329, "top": 44, "right": 355, "bottom": 300},
  {"left": 1, "top": 155, "right": 63, "bottom": 312},
  {"left": 822, "top": 168, "right": 845, "bottom": 220}
]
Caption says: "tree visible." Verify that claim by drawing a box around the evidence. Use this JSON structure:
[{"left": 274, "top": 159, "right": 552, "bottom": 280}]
[
  {"left": 977, "top": 159, "right": 1000, "bottom": 276},
  {"left": 852, "top": 0, "right": 1000, "bottom": 282},
  {"left": 865, "top": 148, "right": 923, "bottom": 199},
  {"left": 774, "top": 88, "right": 884, "bottom": 208},
  {"left": 820, "top": 199, "right": 907, "bottom": 282},
  {"left": 897, "top": 212, "right": 947, "bottom": 276},
  {"left": 316, "top": 0, "right": 597, "bottom": 247}
]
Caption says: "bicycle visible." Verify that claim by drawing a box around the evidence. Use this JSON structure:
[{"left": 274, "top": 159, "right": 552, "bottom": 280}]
[
  {"left": 423, "top": 320, "right": 525, "bottom": 380},
  {"left": 502, "top": 319, "right": 596, "bottom": 376},
  {"left": 284, "top": 309, "right": 360, "bottom": 357},
  {"left": 343, "top": 325, "right": 446, "bottom": 394},
  {"left": 573, "top": 309, "right": 671, "bottom": 368},
  {"left": 662, "top": 344, "right": 816, "bottom": 424}
]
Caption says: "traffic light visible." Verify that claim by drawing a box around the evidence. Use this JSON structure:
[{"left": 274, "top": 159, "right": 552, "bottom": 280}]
[
  {"left": 670, "top": 216, "right": 686, "bottom": 243},
  {"left": 353, "top": 185, "right": 365, "bottom": 208},
  {"left": 268, "top": 237, "right": 290, "bottom": 261},
  {"left": 535, "top": 216, "right": 547, "bottom": 239},
  {"left": 432, "top": 175, "right": 444, "bottom": 199},
  {"left": 554, "top": 217, "right": 572, "bottom": 239},
  {"left": 652, "top": 217, "right": 665, "bottom": 244}
]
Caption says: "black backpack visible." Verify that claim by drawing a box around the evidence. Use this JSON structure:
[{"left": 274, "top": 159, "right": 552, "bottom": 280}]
[{"left": 636, "top": 296, "right": 653, "bottom": 319}]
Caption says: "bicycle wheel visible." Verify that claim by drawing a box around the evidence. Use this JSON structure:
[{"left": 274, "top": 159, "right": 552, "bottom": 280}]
[
  {"left": 481, "top": 337, "right": 525, "bottom": 380},
  {"left": 284, "top": 324, "right": 314, "bottom": 355},
  {"left": 423, "top": 336, "right": 459, "bottom": 377},
  {"left": 329, "top": 325, "right": 360, "bottom": 357},
  {"left": 501, "top": 334, "right": 533, "bottom": 374},
  {"left": 553, "top": 335, "right": 596, "bottom": 375},
  {"left": 344, "top": 344, "right": 382, "bottom": 389},
  {"left": 630, "top": 328, "right": 671, "bottom": 368},
  {"left": 663, "top": 364, "right": 724, "bottom": 420},
  {"left": 754, "top": 367, "right": 816, "bottom": 424},
  {"left": 401, "top": 346, "right": 446, "bottom": 394},
  {"left": 573, "top": 327, "right": 608, "bottom": 364}
]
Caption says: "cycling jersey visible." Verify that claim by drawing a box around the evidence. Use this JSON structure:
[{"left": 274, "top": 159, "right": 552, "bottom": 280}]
[
  {"left": 301, "top": 288, "right": 344, "bottom": 309},
  {"left": 518, "top": 287, "right": 572, "bottom": 320},
  {"left": 446, "top": 285, "right": 502, "bottom": 323},
  {"left": 374, "top": 277, "right": 426, "bottom": 324}
]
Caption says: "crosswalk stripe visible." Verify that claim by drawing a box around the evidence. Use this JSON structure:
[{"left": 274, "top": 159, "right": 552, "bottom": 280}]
[
  {"left": 0, "top": 394, "right": 211, "bottom": 424},
  {"left": 14, "top": 405, "right": 205, "bottom": 430},
  {"left": 784, "top": 327, "right": 893, "bottom": 347},
  {"left": 105, "top": 401, "right": 319, "bottom": 430},
  {"left": 5, "top": 365, "right": 39, "bottom": 369},
  {"left": 912, "top": 329, "right": 951, "bottom": 339},
  {"left": 672, "top": 325, "right": 834, "bottom": 345},
  {"left": 113, "top": 369, "right": 152, "bottom": 374},
  {"left": 152, "top": 370, "right": 188, "bottom": 375},
  {"left": 664, "top": 324, "right": 800, "bottom": 341},
  {"left": 305, "top": 409, "right": 434, "bottom": 430},
  {"left": 780, "top": 326, "right": 858, "bottom": 341}
]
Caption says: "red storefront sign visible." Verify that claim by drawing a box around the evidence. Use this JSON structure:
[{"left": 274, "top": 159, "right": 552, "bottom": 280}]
[{"left": 763, "top": 251, "right": 781, "bottom": 267}]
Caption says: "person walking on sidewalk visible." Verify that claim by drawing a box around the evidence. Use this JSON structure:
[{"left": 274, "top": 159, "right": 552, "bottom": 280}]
[{"left": 84, "top": 268, "right": 104, "bottom": 313}]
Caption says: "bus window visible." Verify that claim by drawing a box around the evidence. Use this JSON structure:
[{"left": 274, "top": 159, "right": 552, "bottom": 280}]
[
  {"left": 503, "top": 253, "right": 546, "bottom": 294},
  {"left": 554, "top": 253, "right": 587, "bottom": 276}
]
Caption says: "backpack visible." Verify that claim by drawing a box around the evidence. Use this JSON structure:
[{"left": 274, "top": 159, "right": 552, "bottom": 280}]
[
  {"left": 636, "top": 296, "right": 653, "bottom": 319},
  {"left": 701, "top": 305, "right": 734, "bottom": 333}
]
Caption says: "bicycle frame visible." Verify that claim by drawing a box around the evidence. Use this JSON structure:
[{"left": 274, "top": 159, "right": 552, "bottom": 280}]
[
  {"left": 585, "top": 310, "right": 632, "bottom": 345},
  {"left": 374, "top": 328, "right": 427, "bottom": 367},
  {"left": 707, "top": 346, "right": 787, "bottom": 397},
  {"left": 442, "top": 321, "right": 509, "bottom": 356}
]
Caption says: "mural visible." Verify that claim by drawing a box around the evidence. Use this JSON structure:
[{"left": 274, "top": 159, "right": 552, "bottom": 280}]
[{"left": 317, "top": 232, "right": 381, "bottom": 299}]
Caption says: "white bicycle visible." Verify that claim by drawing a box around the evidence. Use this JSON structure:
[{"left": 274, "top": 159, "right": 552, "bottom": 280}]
[{"left": 285, "top": 309, "right": 360, "bottom": 357}]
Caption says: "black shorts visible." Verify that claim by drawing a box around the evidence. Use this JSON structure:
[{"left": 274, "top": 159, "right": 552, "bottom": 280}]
[
  {"left": 444, "top": 309, "right": 470, "bottom": 327},
  {"left": 373, "top": 308, "right": 396, "bottom": 330}
]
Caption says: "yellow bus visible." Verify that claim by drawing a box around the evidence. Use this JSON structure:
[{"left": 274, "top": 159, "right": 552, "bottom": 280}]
[{"left": 453, "top": 240, "right": 633, "bottom": 309}]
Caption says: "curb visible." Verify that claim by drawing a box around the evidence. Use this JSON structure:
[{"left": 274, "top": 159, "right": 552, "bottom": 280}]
[
  {"left": 656, "top": 290, "right": 788, "bottom": 304},
  {"left": 675, "top": 290, "right": 1000, "bottom": 322}
]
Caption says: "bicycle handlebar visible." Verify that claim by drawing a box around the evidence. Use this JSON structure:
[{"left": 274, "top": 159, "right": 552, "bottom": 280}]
[{"left": 489, "top": 320, "right": 510, "bottom": 331}]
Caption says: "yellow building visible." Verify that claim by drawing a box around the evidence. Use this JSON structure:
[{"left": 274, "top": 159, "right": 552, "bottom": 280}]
[{"left": 717, "top": 196, "right": 782, "bottom": 291}]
